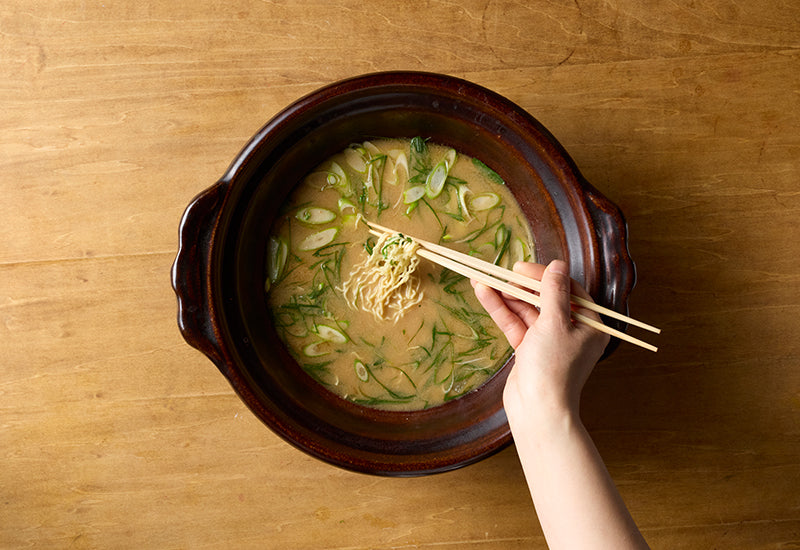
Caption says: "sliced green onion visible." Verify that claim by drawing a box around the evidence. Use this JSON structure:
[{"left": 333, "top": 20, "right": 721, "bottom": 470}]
[
  {"left": 510, "top": 237, "right": 528, "bottom": 264},
  {"left": 425, "top": 160, "right": 449, "bottom": 198},
  {"left": 443, "top": 148, "right": 457, "bottom": 170},
  {"left": 303, "top": 341, "right": 329, "bottom": 357},
  {"left": 284, "top": 324, "right": 309, "bottom": 338},
  {"left": 362, "top": 141, "right": 380, "bottom": 156},
  {"left": 471, "top": 192, "right": 500, "bottom": 211},
  {"left": 267, "top": 236, "right": 288, "bottom": 283},
  {"left": 299, "top": 228, "right": 338, "bottom": 251},
  {"left": 386, "top": 366, "right": 417, "bottom": 395},
  {"left": 344, "top": 147, "right": 367, "bottom": 173},
  {"left": 390, "top": 153, "right": 408, "bottom": 185},
  {"left": 410, "top": 136, "right": 428, "bottom": 155},
  {"left": 495, "top": 225, "right": 509, "bottom": 247},
  {"left": 354, "top": 360, "right": 369, "bottom": 382},
  {"left": 493, "top": 225, "right": 511, "bottom": 265},
  {"left": 472, "top": 158, "right": 504, "bottom": 185},
  {"left": 327, "top": 162, "right": 348, "bottom": 188},
  {"left": 404, "top": 185, "right": 427, "bottom": 204},
  {"left": 338, "top": 197, "right": 355, "bottom": 212},
  {"left": 441, "top": 370, "right": 455, "bottom": 393},
  {"left": 305, "top": 171, "right": 329, "bottom": 190},
  {"left": 295, "top": 207, "right": 336, "bottom": 225},
  {"left": 457, "top": 184, "right": 473, "bottom": 222},
  {"left": 316, "top": 324, "right": 347, "bottom": 343}
]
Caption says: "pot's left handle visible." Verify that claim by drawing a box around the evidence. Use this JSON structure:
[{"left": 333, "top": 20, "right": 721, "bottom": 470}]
[{"left": 171, "top": 181, "right": 229, "bottom": 373}]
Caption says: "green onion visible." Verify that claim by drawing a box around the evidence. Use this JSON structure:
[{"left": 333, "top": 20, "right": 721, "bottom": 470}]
[
  {"left": 367, "top": 154, "right": 389, "bottom": 216},
  {"left": 403, "top": 185, "right": 426, "bottom": 204},
  {"left": 303, "top": 341, "right": 329, "bottom": 357},
  {"left": 354, "top": 360, "right": 369, "bottom": 382},
  {"left": 327, "top": 162, "right": 349, "bottom": 189},
  {"left": 284, "top": 323, "right": 308, "bottom": 338},
  {"left": 472, "top": 158, "right": 504, "bottom": 185},
  {"left": 298, "top": 228, "right": 338, "bottom": 251},
  {"left": 510, "top": 237, "right": 528, "bottom": 264},
  {"left": 425, "top": 160, "right": 449, "bottom": 198},
  {"left": 267, "top": 236, "right": 288, "bottom": 284},
  {"left": 443, "top": 148, "right": 457, "bottom": 170},
  {"left": 362, "top": 362, "right": 416, "bottom": 400},
  {"left": 419, "top": 198, "right": 444, "bottom": 229},
  {"left": 344, "top": 147, "right": 368, "bottom": 173},
  {"left": 493, "top": 225, "right": 511, "bottom": 265},
  {"left": 457, "top": 184, "right": 473, "bottom": 222},
  {"left": 409, "top": 137, "right": 431, "bottom": 183},
  {"left": 362, "top": 141, "right": 380, "bottom": 156},
  {"left": 387, "top": 365, "right": 417, "bottom": 392},
  {"left": 390, "top": 152, "right": 408, "bottom": 185},
  {"left": 316, "top": 324, "right": 347, "bottom": 343},
  {"left": 470, "top": 192, "right": 500, "bottom": 211},
  {"left": 295, "top": 207, "right": 336, "bottom": 225},
  {"left": 455, "top": 204, "right": 506, "bottom": 244},
  {"left": 338, "top": 197, "right": 355, "bottom": 213},
  {"left": 411, "top": 136, "right": 428, "bottom": 156}
]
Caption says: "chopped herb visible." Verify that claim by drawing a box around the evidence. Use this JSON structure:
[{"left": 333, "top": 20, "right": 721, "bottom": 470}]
[
  {"left": 472, "top": 158, "right": 505, "bottom": 185},
  {"left": 493, "top": 224, "right": 511, "bottom": 265}
]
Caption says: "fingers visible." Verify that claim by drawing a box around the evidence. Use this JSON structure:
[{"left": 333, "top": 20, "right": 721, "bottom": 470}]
[
  {"left": 474, "top": 259, "right": 605, "bottom": 344},
  {"left": 536, "top": 260, "right": 574, "bottom": 331},
  {"left": 510, "top": 261, "right": 547, "bottom": 283},
  {"left": 473, "top": 282, "right": 532, "bottom": 349},
  {"left": 505, "top": 295, "right": 540, "bottom": 327},
  {"left": 515, "top": 260, "right": 604, "bottom": 324}
]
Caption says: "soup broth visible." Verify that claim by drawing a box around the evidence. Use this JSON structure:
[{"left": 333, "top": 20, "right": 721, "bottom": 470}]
[{"left": 266, "top": 138, "right": 535, "bottom": 411}]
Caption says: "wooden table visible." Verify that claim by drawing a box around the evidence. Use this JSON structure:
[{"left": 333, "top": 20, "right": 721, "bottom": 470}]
[{"left": 2, "top": 1, "right": 798, "bottom": 548}]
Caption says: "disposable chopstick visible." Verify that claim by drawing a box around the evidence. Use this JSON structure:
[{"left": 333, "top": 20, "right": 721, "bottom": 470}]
[
  {"left": 366, "top": 224, "right": 659, "bottom": 352},
  {"left": 366, "top": 221, "right": 660, "bottom": 334}
]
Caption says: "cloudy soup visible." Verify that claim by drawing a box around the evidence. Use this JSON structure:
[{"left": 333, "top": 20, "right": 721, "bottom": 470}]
[{"left": 265, "top": 137, "right": 535, "bottom": 411}]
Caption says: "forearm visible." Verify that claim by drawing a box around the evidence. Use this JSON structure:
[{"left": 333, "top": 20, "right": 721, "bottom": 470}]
[{"left": 508, "top": 407, "right": 649, "bottom": 550}]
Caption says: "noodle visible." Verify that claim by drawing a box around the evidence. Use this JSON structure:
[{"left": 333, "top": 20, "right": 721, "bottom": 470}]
[{"left": 339, "top": 232, "right": 423, "bottom": 322}]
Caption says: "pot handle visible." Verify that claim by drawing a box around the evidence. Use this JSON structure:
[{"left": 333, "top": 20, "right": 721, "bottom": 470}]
[
  {"left": 171, "top": 181, "right": 229, "bottom": 374},
  {"left": 582, "top": 183, "right": 637, "bottom": 351}
]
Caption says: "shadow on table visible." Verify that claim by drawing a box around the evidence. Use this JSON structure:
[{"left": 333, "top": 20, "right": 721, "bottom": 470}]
[{"left": 575, "top": 190, "right": 798, "bottom": 527}]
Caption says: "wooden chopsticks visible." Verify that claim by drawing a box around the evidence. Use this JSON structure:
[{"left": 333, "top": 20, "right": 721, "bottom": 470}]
[{"left": 366, "top": 221, "right": 659, "bottom": 352}]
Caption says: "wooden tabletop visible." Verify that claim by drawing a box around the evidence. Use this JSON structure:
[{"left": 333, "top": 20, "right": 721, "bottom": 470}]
[{"left": 2, "top": 1, "right": 799, "bottom": 548}]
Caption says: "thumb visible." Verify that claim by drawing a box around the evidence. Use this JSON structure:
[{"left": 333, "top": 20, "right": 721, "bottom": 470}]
[{"left": 537, "top": 260, "right": 573, "bottom": 330}]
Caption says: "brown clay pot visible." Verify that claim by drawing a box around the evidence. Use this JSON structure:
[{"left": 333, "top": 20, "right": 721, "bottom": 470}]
[{"left": 171, "top": 71, "right": 635, "bottom": 476}]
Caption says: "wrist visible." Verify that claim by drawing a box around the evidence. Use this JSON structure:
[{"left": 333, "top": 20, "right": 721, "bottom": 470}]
[{"left": 504, "top": 388, "right": 583, "bottom": 441}]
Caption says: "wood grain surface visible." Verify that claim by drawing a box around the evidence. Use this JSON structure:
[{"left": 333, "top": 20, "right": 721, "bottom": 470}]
[{"left": 2, "top": 1, "right": 799, "bottom": 548}]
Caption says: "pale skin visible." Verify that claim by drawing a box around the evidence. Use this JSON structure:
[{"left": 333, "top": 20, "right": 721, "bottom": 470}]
[{"left": 473, "top": 260, "right": 649, "bottom": 550}]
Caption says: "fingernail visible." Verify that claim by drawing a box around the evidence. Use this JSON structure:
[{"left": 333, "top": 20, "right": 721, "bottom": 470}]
[{"left": 547, "top": 259, "right": 568, "bottom": 276}]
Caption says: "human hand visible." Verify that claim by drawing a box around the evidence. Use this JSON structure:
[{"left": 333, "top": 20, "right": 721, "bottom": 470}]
[
  {"left": 475, "top": 261, "right": 649, "bottom": 550},
  {"left": 473, "top": 260, "right": 610, "bottom": 421}
]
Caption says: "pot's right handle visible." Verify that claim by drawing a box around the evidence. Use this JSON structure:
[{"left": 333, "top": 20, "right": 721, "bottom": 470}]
[
  {"left": 582, "top": 183, "right": 637, "bottom": 357},
  {"left": 171, "top": 181, "right": 229, "bottom": 375}
]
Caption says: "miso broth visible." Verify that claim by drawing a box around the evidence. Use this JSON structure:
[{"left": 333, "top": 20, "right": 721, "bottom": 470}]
[{"left": 266, "top": 138, "right": 535, "bottom": 411}]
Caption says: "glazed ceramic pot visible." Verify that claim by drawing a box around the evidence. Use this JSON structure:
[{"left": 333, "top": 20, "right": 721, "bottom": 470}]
[{"left": 171, "top": 71, "right": 635, "bottom": 476}]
